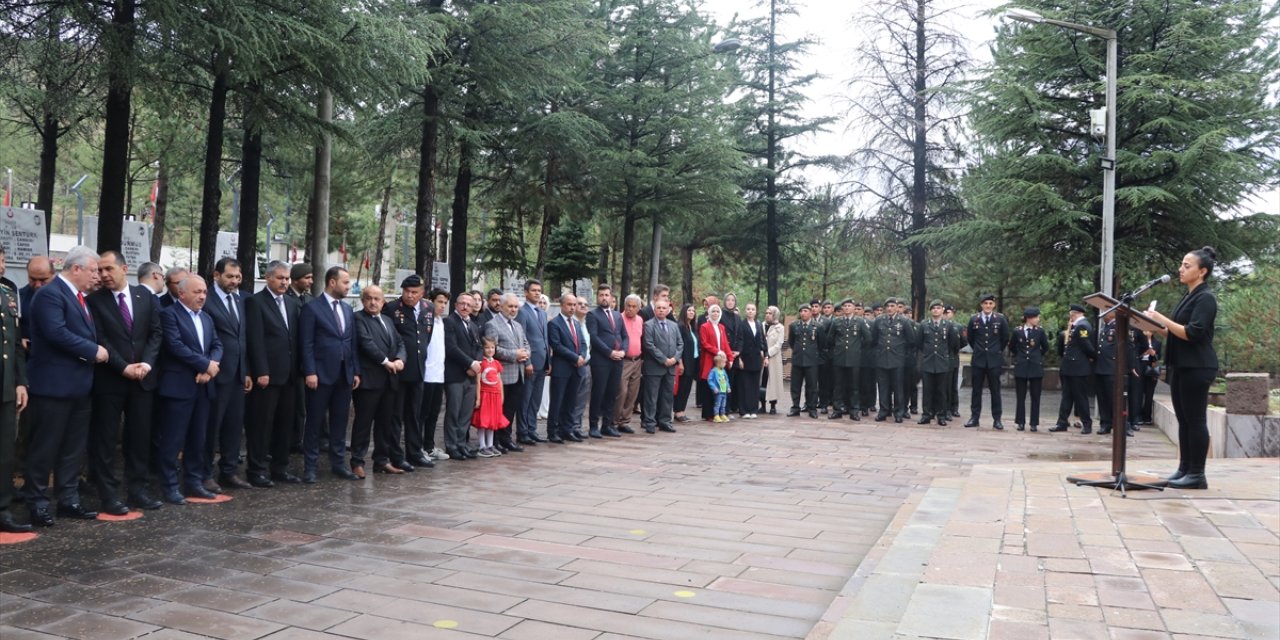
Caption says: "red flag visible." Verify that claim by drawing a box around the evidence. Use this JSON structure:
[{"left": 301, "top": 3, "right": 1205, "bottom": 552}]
[
  {"left": 290, "top": 244, "right": 298, "bottom": 262},
  {"left": 340, "top": 242, "right": 347, "bottom": 262},
  {"left": 363, "top": 253, "right": 370, "bottom": 269}
]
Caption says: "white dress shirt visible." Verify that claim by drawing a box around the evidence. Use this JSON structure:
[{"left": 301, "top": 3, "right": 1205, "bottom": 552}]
[{"left": 423, "top": 314, "right": 445, "bottom": 383}]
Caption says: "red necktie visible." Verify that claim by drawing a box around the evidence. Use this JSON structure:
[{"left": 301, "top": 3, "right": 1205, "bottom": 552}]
[
  {"left": 568, "top": 316, "right": 578, "bottom": 350},
  {"left": 77, "top": 291, "right": 91, "bottom": 322}
]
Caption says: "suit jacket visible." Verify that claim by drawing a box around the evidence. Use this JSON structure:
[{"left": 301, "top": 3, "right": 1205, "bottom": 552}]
[
  {"left": 1008, "top": 325, "right": 1048, "bottom": 378},
  {"left": 443, "top": 311, "right": 481, "bottom": 384},
  {"left": 157, "top": 303, "right": 222, "bottom": 400},
  {"left": 354, "top": 310, "right": 406, "bottom": 390},
  {"left": 586, "top": 306, "right": 628, "bottom": 361},
  {"left": 158, "top": 292, "right": 177, "bottom": 308},
  {"left": 87, "top": 285, "right": 164, "bottom": 393},
  {"left": 642, "top": 317, "right": 683, "bottom": 376},
  {"left": 1165, "top": 282, "right": 1217, "bottom": 370},
  {"left": 516, "top": 301, "right": 548, "bottom": 370},
  {"left": 18, "top": 283, "right": 36, "bottom": 342},
  {"left": 0, "top": 285, "right": 27, "bottom": 402},
  {"left": 698, "top": 321, "right": 734, "bottom": 380},
  {"left": 546, "top": 313, "right": 585, "bottom": 379},
  {"left": 476, "top": 306, "right": 498, "bottom": 327},
  {"left": 244, "top": 288, "right": 301, "bottom": 385},
  {"left": 967, "top": 312, "right": 1011, "bottom": 368},
  {"left": 27, "top": 277, "right": 99, "bottom": 398},
  {"left": 1057, "top": 319, "right": 1096, "bottom": 376},
  {"left": 203, "top": 286, "right": 248, "bottom": 383},
  {"left": 384, "top": 298, "right": 434, "bottom": 382},
  {"left": 300, "top": 295, "right": 358, "bottom": 386},
  {"left": 484, "top": 314, "right": 529, "bottom": 384},
  {"left": 679, "top": 322, "right": 699, "bottom": 373},
  {"left": 735, "top": 319, "right": 766, "bottom": 371}
]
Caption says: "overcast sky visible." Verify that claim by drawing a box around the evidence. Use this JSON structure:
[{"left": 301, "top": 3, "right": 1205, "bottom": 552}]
[{"left": 701, "top": 0, "right": 1280, "bottom": 216}]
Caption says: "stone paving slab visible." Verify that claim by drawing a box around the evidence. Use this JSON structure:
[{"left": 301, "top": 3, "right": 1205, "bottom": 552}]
[{"left": 1, "top": 388, "right": 1187, "bottom": 638}]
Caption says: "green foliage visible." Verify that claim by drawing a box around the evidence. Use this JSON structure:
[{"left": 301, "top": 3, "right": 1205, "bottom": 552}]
[
  {"left": 542, "top": 220, "right": 597, "bottom": 289},
  {"left": 1217, "top": 258, "right": 1280, "bottom": 375}
]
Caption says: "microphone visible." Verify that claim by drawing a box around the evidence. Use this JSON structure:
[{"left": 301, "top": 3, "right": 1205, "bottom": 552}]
[{"left": 1126, "top": 274, "right": 1171, "bottom": 299}]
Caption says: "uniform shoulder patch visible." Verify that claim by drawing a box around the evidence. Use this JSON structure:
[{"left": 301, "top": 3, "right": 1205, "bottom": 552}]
[{"left": 1079, "top": 330, "right": 1088, "bottom": 337}]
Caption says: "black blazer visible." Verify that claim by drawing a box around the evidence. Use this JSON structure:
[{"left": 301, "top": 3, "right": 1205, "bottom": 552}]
[
  {"left": 735, "top": 319, "right": 766, "bottom": 371},
  {"left": 442, "top": 311, "right": 481, "bottom": 384},
  {"left": 586, "top": 306, "right": 628, "bottom": 361},
  {"left": 1165, "top": 282, "right": 1217, "bottom": 369},
  {"left": 1057, "top": 319, "right": 1096, "bottom": 377},
  {"left": 204, "top": 286, "right": 248, "bottom": 383},
  {"left": 87, "top": 285, "right": 163, "bottom": 393},
  {"left": 1008, "top": 325, "right": 1048, "bottom": 378},
  {"left": 354, "top": 310, "right": 406, "bottom": 390},
  {"left": 384, "top": 298, "right": 434, "bottom": 382},
  {"left": 244, "top": 288, "right": 300, "bottom": 385}
]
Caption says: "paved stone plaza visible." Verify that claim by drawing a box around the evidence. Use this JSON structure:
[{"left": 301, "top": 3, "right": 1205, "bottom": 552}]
[{"left": 1, "top": 390, "right": 1276, "bottom": 640}]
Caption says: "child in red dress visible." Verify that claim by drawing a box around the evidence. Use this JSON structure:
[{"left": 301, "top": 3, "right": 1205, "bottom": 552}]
[{"left": 472, "top": 336, "right": 509, "bottom": 457}]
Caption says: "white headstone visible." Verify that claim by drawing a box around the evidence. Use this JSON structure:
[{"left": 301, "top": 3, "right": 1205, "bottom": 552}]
[{"left": 0, "top": 206, "right": 48, "bottom": 261}]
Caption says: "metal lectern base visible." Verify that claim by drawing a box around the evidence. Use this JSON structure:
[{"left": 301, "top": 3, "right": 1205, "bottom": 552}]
[{"left": 1068, "top": 471, "right": 1166, "bottom": 498}]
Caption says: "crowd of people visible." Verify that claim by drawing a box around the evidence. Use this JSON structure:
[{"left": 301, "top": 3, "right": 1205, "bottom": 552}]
[{"left": 0, "top": 244, "right": 1218, "bottom": 533}]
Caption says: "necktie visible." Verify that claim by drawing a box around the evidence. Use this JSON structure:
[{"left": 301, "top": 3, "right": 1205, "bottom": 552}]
[
  {"left": 379, "top": 315, "right": 392, "bottom": 342},
  {"left": 77, "top": 291, "right": 90, "bottom": 322},
  {"left": 118, "top": 292, "right": 133, "bottom": 332},
  {"left": 568, "top": 316, "right": 578, "bottom": 349},
  {"left": 227, "top": 293, "right": 238, "bottom": 323},
  {"left": 660, "top": 320, "right": 666, "bottom": 333},
  {"left": 276, "top": 296, "right": 288, "bottom": 328},
  {"left": 333, "top": 300, "right": 345, "bottom": 332}
]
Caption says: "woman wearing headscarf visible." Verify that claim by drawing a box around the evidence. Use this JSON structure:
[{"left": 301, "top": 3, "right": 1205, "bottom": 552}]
[
  {"left": 763, "top": 306, "right": 785, "bottom": 415},
  {"left": 721, "top": 293, "right": 743, "bottom": 414},
  {"left": 698, "top": 305, "right": 734, "bottom": 421}
]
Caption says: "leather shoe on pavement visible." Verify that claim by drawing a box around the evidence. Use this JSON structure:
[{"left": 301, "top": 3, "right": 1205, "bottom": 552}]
[
  {"left": 100, "top": 500, "right": 129, "bottom": 516},
  {"left": 616, "top": 425, "right": 635, "bottom": 434},
  {"left": 186, "top": 485, "right": 218, "bottom": 500},
  {"left": 248, "top": 474, "right": 275, "bottom": 488},
  {"left": 219, "top": 474, "right": 253, "bottom": 490},
  {"left": 0, "top": 510, "right": 33, "bottom": 533},
  {"left": 161, "top": 490, "right": 186, "bottom": 506},
  {"left": 658, "top": 425, "right": 677, "bottom": 433},
  {"left": 547, "top": 434, "right": 565, "bottom": 443},
  {"left": 992, "top": 421, "right": 1005, "bottom": 431},
  {"left": 56, "top": 503, "right": 99, "bottom": 520},
  {"left": 28, "top": 507, "right": 54, "bottom": 527},
  {"left": 271, "top": 472, "right": 302, "bottom": 484},
  {"left": 302, "top": 470, "right": 318, "bottom": 484},
  {"left": 374, "top": 463, "right": 404, "bottom": 475},
  {"left": 395, "top": 460, "right": 417, "bottom": 472},
  {"left": 128, "top": 492, "right": 163, "bottom": 510},
  {"left": 202, "top": 478, "right": 223, "bottom": 494}
]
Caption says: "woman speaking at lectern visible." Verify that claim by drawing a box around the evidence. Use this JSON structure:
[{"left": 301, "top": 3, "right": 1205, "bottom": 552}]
[{"left": 1147, "top": 246, "right": 1218, "bottom": 490}]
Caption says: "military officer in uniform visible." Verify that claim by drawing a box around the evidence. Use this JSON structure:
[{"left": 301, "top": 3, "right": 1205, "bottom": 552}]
[
  {"left": 1093, "top": 310, "right": 1148, "bottom": 437},
  {"left": 872, "top": 298, "right": 914, "bottom": 423},
  {"left": 965, "top": 294, "right": 1011, "bottom": 430},
  {"left": 1051, "top": 304, "right": 1095, "bottom": 433},
  {"left": 285, "top": 263, "right": 315, "bottom": 453},
  {"left": 943, "top": 305, "right": 962, "bottom": 418},
  {"left": 902, "top": 307, "right": 920, "bottom": 416},
  {"left": 787, "top": 304, "right": 821, "bottom": 418},
  {"left": 0, "top": 282, "right": 30, "bottom": 533},
  {"left": 858, "top": 301, "right": 878, "bottom": 416},
  {"left": 816, "top": 300, "right": 835, "bottom": 414},
  {"left": 825, "top": 299, "right": 870, "bottom": 420},
  {"left": 1008, "top": 307, "right": 1048, "bottom": 431},
  {"left": 917, "top": 300, "right": 960, "bottom": 426}
]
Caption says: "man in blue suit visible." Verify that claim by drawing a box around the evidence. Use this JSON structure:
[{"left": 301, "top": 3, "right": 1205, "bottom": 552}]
[
  {"left": 203, "top": 258, "right": 252, "bottom": 491},
  {"left": 546, "top": 292, "right": 586, "bottom": 443},
  {"left": 299, "top": 266, "right": 360, "bottom": 483},
  {"left": 515, "top": 279, "right": 547, "bottom": 445},
  {"left": 23, "top": 246, "right": 106, "bottom": 526},
  {"left": 156, "top": 275, "right": 223, "bottom": 505},
  {"left": 585, "top": 283, "right": 627, "bottom": 438}
]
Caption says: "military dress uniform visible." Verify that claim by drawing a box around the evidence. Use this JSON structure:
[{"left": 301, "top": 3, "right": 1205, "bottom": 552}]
[
  {"left": 871, "top": 303, "right": 915, "bottom": 422},
  {"left": 816, "top": 309, "right": 834, "bottom": 413},
  {"left": 903, "top": 316, "right": 921, "bottom": 415},
  {"left": 787, "top": 316, "right": 821, "bottom": 417},
  {"left": 946, "top": 312, "right": 962, "bottom": 417},
  {"left": 824, "top": 308, "right": 870, "bottom": 420},
  {"left": 965, "top": 299, "right": 1011, "bottom": 429},
  {"left": 286, "top": 286, "right": 316, "bottom": 451},
  {"left": 1052, "top": 307, "right": 1096, "bottom": 433},
  {"left": 858, "top": 316, "right": 878, "bottom": 415},
  {"left": 1093, "top": 318, "right": 1148, "bottom": 436},
  {"left": 917, "top": 310, "right": 961, "bottom": 425},
  {"left": 1008, "top": 311, "right": 1049, "bottom": 431},
  {"left": 0, "top": 284, "right": 30, "bottom": 532}
]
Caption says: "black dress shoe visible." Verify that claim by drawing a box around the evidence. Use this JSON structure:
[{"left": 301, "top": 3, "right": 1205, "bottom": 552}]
[
  {"left": 677, "top": 415, "right": 692, "bottom": 423},
  {"left": 644, "top": 426, "right": 657, "bottom": 434},
  {"left": 0, "top": 510, "right": 33, "bottom": 533},
  {"left": 271, "top": 472, "right": 302, "bottom": 484},
  {"left": 1015, "top": 423, "right": 1025, "bottom": 431},
  {"left": 1098, "top": 428, "right": 1112, "bottom": 435},
  {"left": 602, "top": 425, "right": 622, "bottom": 437},
  {"left": 1029, "top": 425, "right": 1037, "bottom": 432},
  {"left": 248, "top": 475, "right": 275, "bottom": 488},
  {"left": 893, "top": 416, "right": 903, "bottom": 423},
  {"left": 161, "top": 490, "right": 186, "bottom": 506},
  {"left": 504, "top": 442, "right": 525, "bottom": 452},
  {"left": 220, "top": 474, "right": 253, "bottom": 490},
  {"left": 56, "top": 503, "right": 99, "bottom": 520},
  {"left": 819, "top": 407, "right": 828, "bottom": 415},
  {"left": 874, "top": 413, "right": 887, "bottom": 422},
  {"left": 951, "top": 410, "right": 961, "bottom": 418},
  {"left": 963, "top": 418, "right": 979, "bottom": 428},
  {"left": 464, "top": 447, "right": 479, "bottom": 458},
  {"left": 658, "top": 425, "right": 677, "bottom": 433},
  {"left": 565, "top": 431, "right": 584, "bottom": 442},
  {"left": 100, "top": 500, "right": 129, "bottom": 516},
  {"left": 992, "top": 421, "right": 1005, "bottom": 431},
  {"left": 302, "top": 470, "right": 318, "bottom": 484},
  {"left": 1164, "top": 468, "right": 1187, "bottom": 482},
  {"left": 547, "top": 434, "right": 565, "bottom": 443},
  {"left": 29, "top": 507, "right": 54, "bottom": 527},
  {"left": 128, "top": 492, "right": 163, "bottom": 510},
  {"left": 809, "top": 410, "right": 819, "bottom": 419},
  {"left": 395, "top": 460, "right": 417, "bottom": 472},
  {"left": 918, "top": 416, "right": 932, "bottom": 425},
  {"left": 407, "top": 455, "right": 432, "bottom": 467},
  {"left": 617, "top": 425, "right": 635, "bottom": 434},
  {"left": 937, "top": 418, "right": 948, "bottom": 427},
  {"left": 830, "top": 412, "right": 844, "bottom": 420},
  {"left": 332, "top": 467, "right": 358, "bottom": 481},
  {"left": 589, "top": 428, "right": 603, "bottom": 439},
  {"left": 186, "top": 485, "right": 218, "bottom": 500},
  {"left": 1081, "top": 426, "right": 1093, "bottom": 435},
  {"left": 787, "top": 408, "right": 801, "bottom": 417},
  {"left": 1167, "top": 473, "right": 1208, "bottom": 490},
  {"left": 1048, "top": 425, "right": 1068, "bottom": 433},
  {"left": 530, "top": 434, "right": 548, "bottom": 443}
]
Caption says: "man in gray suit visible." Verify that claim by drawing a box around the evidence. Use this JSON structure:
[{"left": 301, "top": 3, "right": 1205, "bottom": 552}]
[
  {"left": 484, "top": 293, "right": 530, "bottom": 452},
  {"left": 640, "top": 299, "right": 683, "bottom": 434}
]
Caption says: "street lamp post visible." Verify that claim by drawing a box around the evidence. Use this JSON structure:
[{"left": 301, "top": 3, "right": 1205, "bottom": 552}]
[
  {"left": 71, "top": 174, "right": 90, "bottom": 245},
  {"left": 1006, "top": 9, "right": 1117, "bottom": 296}
]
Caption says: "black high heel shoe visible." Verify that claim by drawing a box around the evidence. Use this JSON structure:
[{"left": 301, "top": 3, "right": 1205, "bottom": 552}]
[
  {"left": 1164, "top": 468, "right": 1187, "bottom": 482},
  {"left": 1166, "top": 473, "right": 1207, "bottom": 490}
]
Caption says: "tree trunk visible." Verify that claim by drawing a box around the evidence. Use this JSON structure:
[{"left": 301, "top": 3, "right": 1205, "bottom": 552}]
[
  {"left": 680, "top": 244, "right": 695, "bottom": 306},
  {"left": 448, "top": 137, "right": 473, "bottom": 298},
  {"left": 414, "top": 84, "right": 441, "bottom": 278},
  {"left": 372, "top": 176, "right": 392, "bottom": 284},
  {"left": 197, "top": 63, "right": 229, "bottom": 279},
  {"left": 597, "top": 240, "right": 609, "bottom": 286},
  {"left": 908, "top": 0, "right": 930, "bottom": 319},
  {"left": 150, "top": 160, "right": 169, "bottom": 262},
  {"left": 37, "top": 109, "right": 57, "bottom": 240},
  {"left": 764, "top": 0, "right": 779, "bottom": 306},
  {"left": 95, "top": 0, "right": 137, "bottom": 253},
  {"left": 236, "top": 113, "right": 262, "bottom": 292},
  {"left": 534, "top": 150, "right": 558, "bottom": 280},
  {"left": 620, "top": 196, "right": 636, "bottom": 296},
  {"left": 307, "top": 88, "right": 333, "bottom": 295}
]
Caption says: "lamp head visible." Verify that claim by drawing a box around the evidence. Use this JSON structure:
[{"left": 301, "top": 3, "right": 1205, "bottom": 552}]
[
  {"left": 712, "top": 38, "right": 741, "bottom": 54},
  {"left": 1004, "top": 8, "right": 1046, "bottom": 24}
]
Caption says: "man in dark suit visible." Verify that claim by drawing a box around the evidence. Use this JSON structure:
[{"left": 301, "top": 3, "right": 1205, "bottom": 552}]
[
  {"left": 299, "top": 266, "right": 360, "bottom": 483},
  {"left": 23, "top": 246, "right": 106, "bottom": 526},
  {"left": 965, "top": 293, "right": 1011, "bottom": 430},
  {"left": 515, "top": 279, "right": 548, "bottom": 444},
  {"left": 443, "top": 292, "right": 482, "bottom": 459},
  {"left": 286, "top": 263, "right": 314, "bottom": 452},
  {"left": 17, "top": 255, "right": 53, "bottom": 343},
  {"left": 352, "top": 285, "right": 408, "bottom": 477},
  {"left": 0, "top": 278, "right": 30, "bottom": 532},
  {"left": 585, "top": 284, "right": 626, "bottom": 438},
  {"left": 156, "top": 275, "right": 223, "bottom": 505},
  {"left": 383, "top": 274, "right": 434, "bottom": 468},
  {"left": 244, "top": 261, "right": 302, "bottom": 486},
  {"left": 476, "top": 288, "right": 502, "bottom": 326},
  {"left": 137, "top": 262, "right": 165, "bottom": 296},
  {"left": 546, "top": 293, "right": 586, "bottom": 442},
  {"left": 1051, "top": 304, "right": 1096, "bottom": 434},
  {"left": 484, "top": 293, "right": 530, "bottom": 452},
  {"left": 157, "top": 267, "right": 188, "bottom": 308},
  {"left": 640, "top": 299, "right": 682, "bottom": 434},
  {"left": 86, "top": 250, "right": 164, "bottom": 514},
  {"left": 638, "top": 284, "right": 670, "bottom": 321},
  {"left": 203, "top": 258, "right": 252, "bottom": 490}
]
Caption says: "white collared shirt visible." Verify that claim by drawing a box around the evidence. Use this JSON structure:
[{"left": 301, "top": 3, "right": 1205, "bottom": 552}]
[
  {"left": 577, "top": 316, "right": 591, "bottom": 363},
  {"left": 423, "top": 314, "right": 445, "bottom": 383},
  {"left": 181, "top": 302, "right": 206, "bottom": 349}
]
